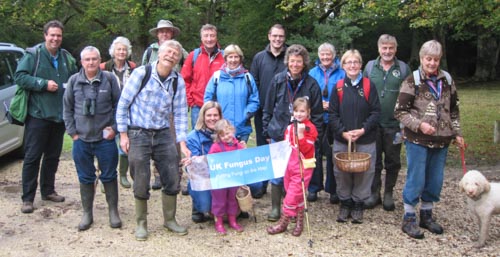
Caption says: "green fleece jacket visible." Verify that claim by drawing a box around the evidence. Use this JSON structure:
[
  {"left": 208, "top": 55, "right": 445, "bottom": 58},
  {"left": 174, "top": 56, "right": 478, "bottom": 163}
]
[{"left": 15, "top": 44, "right": 77, "bottom": 122}]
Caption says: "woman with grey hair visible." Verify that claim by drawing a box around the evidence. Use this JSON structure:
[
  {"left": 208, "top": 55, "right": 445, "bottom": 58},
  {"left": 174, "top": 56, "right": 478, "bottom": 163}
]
[
  {"left": 262, "top": 44, "right": 323, "bottom": 233},
  {"left": 394, "top": 40, "right": 464, "bottom": 239},
  {"left": 100, "top": 36, "right": 137, "bottom": 189},
  {"left": 307, "top": 43, "right": 345, "bottom": 204}
]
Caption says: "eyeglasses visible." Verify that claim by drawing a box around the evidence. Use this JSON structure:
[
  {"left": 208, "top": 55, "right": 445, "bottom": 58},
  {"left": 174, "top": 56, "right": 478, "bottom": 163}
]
[{"left": 344, "top": 61, "right": 360, "bottom": 66}]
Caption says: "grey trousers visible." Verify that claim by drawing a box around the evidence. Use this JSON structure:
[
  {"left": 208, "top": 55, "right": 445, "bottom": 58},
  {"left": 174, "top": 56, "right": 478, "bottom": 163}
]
[{"left": 333, "top": 140, "right": 376, "bottom": 202}]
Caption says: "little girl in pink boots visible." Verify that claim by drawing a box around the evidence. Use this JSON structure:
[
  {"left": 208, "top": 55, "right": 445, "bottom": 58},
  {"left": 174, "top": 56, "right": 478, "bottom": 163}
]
[
  {"left": 208, "top": 119, "right": 245, "bottom": 235},
  {"left": 267, "top": 97, "right": 318, "bottom": 236}
]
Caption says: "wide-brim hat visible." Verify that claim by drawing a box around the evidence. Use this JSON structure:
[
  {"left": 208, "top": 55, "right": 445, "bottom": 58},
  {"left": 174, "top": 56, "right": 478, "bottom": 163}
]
[{"left": 149, "top": 20, "right": 180, "bottom": 38}]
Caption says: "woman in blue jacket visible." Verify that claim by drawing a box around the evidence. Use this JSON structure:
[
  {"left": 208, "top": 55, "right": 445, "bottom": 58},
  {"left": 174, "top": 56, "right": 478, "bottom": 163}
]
[
  {"left": 204, "top": 44, "right": 262, "bottom": 196},
  {"left": 204, "top": 44, "right": 260, "bottom": 143},
  {"left": 307, "top": 43, "right": 345, "bottom": 204},
  {"left": 186, "top": 101, "right": 222, "bottom": 223}
]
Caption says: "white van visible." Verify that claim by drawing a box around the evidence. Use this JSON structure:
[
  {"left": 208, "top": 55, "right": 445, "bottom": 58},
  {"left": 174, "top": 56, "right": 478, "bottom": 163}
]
[{"left": 0, "top": 43, "right": 25, "bottom": 157}]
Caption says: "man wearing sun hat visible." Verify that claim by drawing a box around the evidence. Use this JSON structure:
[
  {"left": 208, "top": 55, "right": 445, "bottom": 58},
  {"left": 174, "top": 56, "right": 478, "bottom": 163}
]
[
  {"left": 142, "top": 19, "right": 189, "bottom": 191},
  {"left": 142, "top": 19, "right": 188, "bottom": 71}
]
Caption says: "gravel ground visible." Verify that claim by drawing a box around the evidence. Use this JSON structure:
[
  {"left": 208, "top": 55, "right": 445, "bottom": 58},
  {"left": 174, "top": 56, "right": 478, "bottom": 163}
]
[{"left": 0, "top": 154, "right": 499, "bottom": 257}]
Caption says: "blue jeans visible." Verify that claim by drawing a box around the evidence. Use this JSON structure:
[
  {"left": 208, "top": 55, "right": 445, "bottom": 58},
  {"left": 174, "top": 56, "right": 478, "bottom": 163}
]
[
  {"left": 72, "top": 138, "right": 118, "bottom": 184},
  {"left": 21, "top": 116, "right": 65, "bottom": 202},
  {"left": 188, "top": 182, "right": 212, "bottom": 213},
  {"left": 403, "top": 141, "right": 448, "bottom": 206},
  {"left": 190, "top": 106, "right": 201, "bottom": 130},
  {"left": 128, "top": 128, "right": 179, "bottom": 200}
]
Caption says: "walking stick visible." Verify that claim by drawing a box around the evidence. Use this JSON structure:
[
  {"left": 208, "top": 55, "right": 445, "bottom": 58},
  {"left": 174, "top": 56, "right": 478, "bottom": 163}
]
[{"left": 293, "top": 119, "right": 313, "bottom": 248}]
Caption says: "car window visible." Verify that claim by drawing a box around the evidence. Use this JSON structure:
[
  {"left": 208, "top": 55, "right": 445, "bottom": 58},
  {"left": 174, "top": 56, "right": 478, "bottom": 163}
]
[{"left": 0, "top": 51, "right": 23, "bottom": 90}]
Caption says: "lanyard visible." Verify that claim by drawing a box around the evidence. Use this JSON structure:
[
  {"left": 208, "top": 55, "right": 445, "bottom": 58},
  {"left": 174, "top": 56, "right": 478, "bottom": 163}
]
[
  {"left": 286, "top": 77, "right": 304, "bottom": 114},
  {"left": 424, "top": 78, "right": 442, "bottom": 100}
]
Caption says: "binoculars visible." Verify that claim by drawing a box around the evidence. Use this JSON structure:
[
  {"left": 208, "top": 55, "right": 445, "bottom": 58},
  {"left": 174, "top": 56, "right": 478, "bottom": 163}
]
[{"left": 83, "top": 98, "right": 96, "bottom": 116}]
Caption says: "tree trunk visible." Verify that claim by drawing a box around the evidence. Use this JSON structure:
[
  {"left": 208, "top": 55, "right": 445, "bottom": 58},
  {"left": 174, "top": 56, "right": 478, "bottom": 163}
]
[
  {"left": 434, "top": 27, "right": 448, "bottom": 71},
  {"left": 474, "top": 34, "right": 499, "bottom": 81}
]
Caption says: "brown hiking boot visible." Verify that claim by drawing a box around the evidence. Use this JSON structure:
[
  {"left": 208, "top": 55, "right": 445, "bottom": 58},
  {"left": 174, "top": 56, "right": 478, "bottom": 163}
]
[
  {"left": 402, "top": 213, "right": 424, "bottom": 239},
  {"left": 21, "top": 201, "right": 34, "bottom": 214},
  {"left": 351, "top": 201, "right": 364, "bottom": 224},
  {"left": 419, "top": 209, "right": 443, "bottom": 234},
  {"left": 42, "top": 192, "right": 65, "bottom": 202},
  {"left": 337, "top": 199, "right": 353, "bottom": 223}
]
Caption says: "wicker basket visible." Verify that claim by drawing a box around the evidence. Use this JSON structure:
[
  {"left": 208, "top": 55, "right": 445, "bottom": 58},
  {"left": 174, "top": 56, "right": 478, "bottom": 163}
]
[
  {"left": 334, "top": 138, "right": 371, "bottom": 173},
  {"left": 236, "top": 185, "right": 253, "bottom": 212}
]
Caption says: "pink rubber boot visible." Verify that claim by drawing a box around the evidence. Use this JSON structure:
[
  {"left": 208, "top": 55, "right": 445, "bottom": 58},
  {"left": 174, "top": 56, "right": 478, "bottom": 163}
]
[
  {"left": 214, "top": 216, "right": 227, "bottom": 235},
  {"left": 228, "top": 215, "right": 244, "bottom": 232}
]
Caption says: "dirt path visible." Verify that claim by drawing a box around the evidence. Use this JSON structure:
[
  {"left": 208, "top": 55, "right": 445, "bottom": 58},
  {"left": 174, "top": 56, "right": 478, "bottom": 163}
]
[{"left": 0, "top": 154, "right": 499, "bottom": 257}]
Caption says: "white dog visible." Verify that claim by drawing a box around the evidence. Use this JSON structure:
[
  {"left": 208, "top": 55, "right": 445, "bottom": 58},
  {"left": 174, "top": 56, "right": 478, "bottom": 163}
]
[{"left": 459, "top": 170, "right": 500, "bottom": 248}]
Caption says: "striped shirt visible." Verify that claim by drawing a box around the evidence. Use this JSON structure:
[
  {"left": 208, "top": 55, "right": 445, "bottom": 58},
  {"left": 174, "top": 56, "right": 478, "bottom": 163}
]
[{"left": 116, "top": 63, "right": 188, "bottom": 142}]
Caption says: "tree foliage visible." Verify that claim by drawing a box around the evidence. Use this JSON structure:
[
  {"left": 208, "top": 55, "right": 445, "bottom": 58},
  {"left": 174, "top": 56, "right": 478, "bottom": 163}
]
[{"left": 0, "top": 0, "right": 497, "bottom": 80}]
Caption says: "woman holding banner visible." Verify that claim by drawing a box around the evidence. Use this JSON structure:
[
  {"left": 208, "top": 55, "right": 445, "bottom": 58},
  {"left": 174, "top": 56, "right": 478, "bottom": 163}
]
[{"left": 185, "top": 101, "right": 222, "bottom": 223}]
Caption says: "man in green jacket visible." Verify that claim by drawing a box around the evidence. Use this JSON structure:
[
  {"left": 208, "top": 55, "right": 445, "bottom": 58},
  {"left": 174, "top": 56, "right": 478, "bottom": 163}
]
[
  {"left": 15, "top": 20, "right": 78, "bottom": 214},
  {"left": 363, "top": 34, "right": 410, "bottom": 211}
]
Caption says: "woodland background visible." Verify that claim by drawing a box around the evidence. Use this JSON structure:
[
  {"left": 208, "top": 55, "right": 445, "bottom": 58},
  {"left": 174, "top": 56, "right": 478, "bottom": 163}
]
[{"left": 0, "top": 0, "right": 499, "bottom": 81}]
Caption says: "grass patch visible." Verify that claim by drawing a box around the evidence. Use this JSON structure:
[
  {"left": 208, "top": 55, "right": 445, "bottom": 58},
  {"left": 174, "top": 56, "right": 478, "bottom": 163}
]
[
  {"left": 63, "top": 80, "right": 500, "bottom": 167},
  {"left": 445, "top": 80, "right": 500, "bottom": 167}
]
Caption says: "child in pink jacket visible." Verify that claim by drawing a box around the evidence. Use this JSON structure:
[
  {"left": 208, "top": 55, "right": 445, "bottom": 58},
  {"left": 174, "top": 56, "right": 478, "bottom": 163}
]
[
  {"left": 209, "top": 119, "right": 246, "bottom": 235},
  {"left": 267, "top": 97, "right": 318, "bottom": 236}
]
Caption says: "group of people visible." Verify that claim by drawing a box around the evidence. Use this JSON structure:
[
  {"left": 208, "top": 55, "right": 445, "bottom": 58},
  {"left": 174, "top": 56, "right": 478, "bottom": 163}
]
[{"left": 15, "top": 18, "right": 465, "bottom": 241}]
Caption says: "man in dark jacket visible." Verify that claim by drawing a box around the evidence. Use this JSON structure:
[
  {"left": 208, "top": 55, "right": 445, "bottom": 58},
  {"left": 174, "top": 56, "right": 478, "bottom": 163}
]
[
  {"left": 262, "top": 44, "right": 323, "bottom": 222},
  {"left": 15, "top": 20, "right": 77, "bottom": 214},
  {"left": 63, "top": 46, "right": 122, "bottom": 231},
  {"left": 249, "top": 24, "right": 287, "bottom": 198}
]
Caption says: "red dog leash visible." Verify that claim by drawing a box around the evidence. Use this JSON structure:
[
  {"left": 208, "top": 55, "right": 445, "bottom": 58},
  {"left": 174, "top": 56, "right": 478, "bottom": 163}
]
[{"left": 460, "top": 144, "right": 468, "bottom": 175}]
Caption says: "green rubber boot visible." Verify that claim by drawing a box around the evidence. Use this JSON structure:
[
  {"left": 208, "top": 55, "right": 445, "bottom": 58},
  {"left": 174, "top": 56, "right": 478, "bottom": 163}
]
[
  {"left": 135, "top": 199, "right": 148, "bottom": 241},
  {"left": 267, "top": 184, "right": 283, "bottom": 222},
  {"left": 78, "top": 183, "right": 95, "bottom": 231},
  {"left": 118, "top": 155, "right": 131, "bottom": 188},
  {"left": 162, "top": 194, "right": 188, "bottom": 235}
]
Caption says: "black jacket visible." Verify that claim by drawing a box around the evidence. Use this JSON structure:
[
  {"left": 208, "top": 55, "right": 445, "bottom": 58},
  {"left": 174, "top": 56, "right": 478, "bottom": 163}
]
[
  {"left": 328, "top": 77, "right": 381, "bottom": 144},
  {"left": 250, "top": 44, "right": 287, "bottom": 106},
  {"left": 262, "top": 69, "right": 323, "bottom": 141}
]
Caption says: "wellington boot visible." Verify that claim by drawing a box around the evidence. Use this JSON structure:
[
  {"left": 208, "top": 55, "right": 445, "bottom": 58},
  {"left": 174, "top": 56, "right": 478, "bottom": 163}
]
[
  {"left": 383, "top": 191, "right": 395, "bottom": 211},
  {"left": 291, "top": 210, "right": 304, "bottom": 237},
  {"left": 228, "top": 215, "right": 243, "bottom": 232},
  {"left": 78, "top": 184, "right": 95, "bottom": 231},
  {"left": 162, "top": 194, "right": 188, "bottom": 235},
  {"left": 364, "top": 191, "right": 381, "bottom": 209},
  {"left": 214, "top": 216, "right": 227, "bottom": 235},
  {"left": 135, "top": 199, "right": 148, "bottom": 241},
  {"left": 267, "top": 213, "right": 290, "bottom": 235},
  {"left": 118, "top": 156, "right": 131, "bottom": 188},
  {"left": 103, "top": 180, "right": 122, "bottom": 228},
  {"left": 267, "top": 184, "right": 283, "bottom": 222}
]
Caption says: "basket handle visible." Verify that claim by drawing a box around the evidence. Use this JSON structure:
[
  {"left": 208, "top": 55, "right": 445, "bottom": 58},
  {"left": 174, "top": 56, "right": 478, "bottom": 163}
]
[
  {"left": 347, "top": 137, "right": 357, "bottom": 161},
  {"left": 347, "top": 137, "right": 351, "bottom": 160}
]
